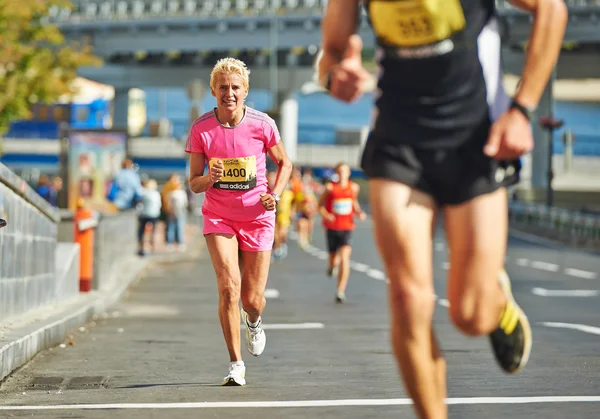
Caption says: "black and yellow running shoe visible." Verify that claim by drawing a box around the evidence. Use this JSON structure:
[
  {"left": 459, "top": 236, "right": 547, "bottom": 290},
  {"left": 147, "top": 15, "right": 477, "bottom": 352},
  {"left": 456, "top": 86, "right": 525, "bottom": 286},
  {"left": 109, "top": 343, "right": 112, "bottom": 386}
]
[{"left": 489, "top": 269, "right": 532, "bottom": 374}]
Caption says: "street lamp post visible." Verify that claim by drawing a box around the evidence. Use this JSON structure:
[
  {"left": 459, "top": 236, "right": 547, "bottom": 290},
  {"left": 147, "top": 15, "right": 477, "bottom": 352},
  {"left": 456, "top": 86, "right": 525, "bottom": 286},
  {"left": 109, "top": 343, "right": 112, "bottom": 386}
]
[{"left": 539, "top": 115, "right": 565, "bottom": 208}]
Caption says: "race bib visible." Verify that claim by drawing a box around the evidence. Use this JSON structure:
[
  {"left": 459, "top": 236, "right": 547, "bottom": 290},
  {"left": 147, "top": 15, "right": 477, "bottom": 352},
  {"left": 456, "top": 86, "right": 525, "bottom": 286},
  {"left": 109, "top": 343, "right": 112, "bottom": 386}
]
[
  {"left": 332, "top": 198, "right": 353, "bottom": 216},
  {"left": 369, "top": 0, "right": 466, "bottom": 47},
  {"left": 210, "top": 156, "right": 257, "bottom": 191}
]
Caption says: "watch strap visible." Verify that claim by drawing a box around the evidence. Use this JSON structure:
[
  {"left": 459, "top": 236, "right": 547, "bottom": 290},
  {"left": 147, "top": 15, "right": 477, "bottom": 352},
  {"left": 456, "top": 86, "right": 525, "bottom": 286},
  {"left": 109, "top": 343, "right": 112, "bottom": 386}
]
[{"left": 509, "top": 99, "right": 535, "bottom": 121}]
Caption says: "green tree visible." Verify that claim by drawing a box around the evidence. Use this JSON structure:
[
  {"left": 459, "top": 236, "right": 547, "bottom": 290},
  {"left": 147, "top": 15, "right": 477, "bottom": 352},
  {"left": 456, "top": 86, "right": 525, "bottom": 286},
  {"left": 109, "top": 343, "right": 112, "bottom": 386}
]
[{"left": 0, "top": 0, "right": 102, "bottom": 137}]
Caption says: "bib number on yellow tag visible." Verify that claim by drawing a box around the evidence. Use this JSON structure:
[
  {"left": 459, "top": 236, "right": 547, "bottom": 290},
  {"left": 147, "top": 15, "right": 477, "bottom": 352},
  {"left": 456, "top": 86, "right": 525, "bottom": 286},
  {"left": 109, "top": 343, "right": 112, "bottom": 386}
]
[
  {"left": 369, "top": 0, "right": 466, "bottom": 47},
  {"left": 210, "top": 156, "right": 257, "bottom": 191}
]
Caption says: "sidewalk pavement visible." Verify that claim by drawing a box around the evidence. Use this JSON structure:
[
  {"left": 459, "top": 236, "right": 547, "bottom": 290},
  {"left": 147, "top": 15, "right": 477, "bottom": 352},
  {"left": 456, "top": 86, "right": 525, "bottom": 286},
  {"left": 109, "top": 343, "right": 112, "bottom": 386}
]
[
  {"left": 0, "top": 221, "right": 203, "bottom": 383},
  {"left": 140, "top": 221, "right": 200, "bottom": 255}
]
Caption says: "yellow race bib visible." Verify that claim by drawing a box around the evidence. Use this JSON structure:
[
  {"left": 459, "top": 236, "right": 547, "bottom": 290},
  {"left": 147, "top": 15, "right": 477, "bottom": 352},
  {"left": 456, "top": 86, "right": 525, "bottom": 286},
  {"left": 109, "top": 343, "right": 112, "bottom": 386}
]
[
  {"left": 369, "top": 0, "right": 466, "bottom": 47},
  {"left": 210, "top": 156, "right": 257, "bottom": 191}
]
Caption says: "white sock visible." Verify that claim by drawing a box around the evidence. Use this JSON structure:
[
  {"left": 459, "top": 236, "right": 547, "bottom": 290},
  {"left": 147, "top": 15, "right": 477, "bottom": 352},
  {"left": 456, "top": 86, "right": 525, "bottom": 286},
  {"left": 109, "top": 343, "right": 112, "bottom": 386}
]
[
  {"left": 247, "top": 317, "right": 260, "bottom": 328},
  {"left": 230, "top": 360, "right": 245, "bottom": 368}
]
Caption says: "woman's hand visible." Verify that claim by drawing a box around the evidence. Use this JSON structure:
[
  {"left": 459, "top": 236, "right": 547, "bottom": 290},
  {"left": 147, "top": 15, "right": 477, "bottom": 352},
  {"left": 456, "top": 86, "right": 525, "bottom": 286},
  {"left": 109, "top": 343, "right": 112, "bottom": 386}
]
[
  {"left": 210, "top": 159, "right": 225, "bottom": 183},
  {"left": 260, "top": 193, "right": 277, "bottom": 211}
]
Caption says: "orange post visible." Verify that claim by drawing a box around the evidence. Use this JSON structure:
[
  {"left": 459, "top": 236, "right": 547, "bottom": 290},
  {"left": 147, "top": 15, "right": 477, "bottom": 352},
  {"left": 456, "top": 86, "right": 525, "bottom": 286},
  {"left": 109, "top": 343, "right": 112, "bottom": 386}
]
[{"left": 73, "top": 199, "right": 97, "bottom": 292}]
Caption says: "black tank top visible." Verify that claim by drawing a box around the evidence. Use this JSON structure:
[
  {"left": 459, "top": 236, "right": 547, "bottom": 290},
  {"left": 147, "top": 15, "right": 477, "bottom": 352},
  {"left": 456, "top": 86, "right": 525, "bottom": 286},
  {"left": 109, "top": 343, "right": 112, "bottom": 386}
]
[{"left": 363, "top": 0, "right": 499, "bottom": 148}]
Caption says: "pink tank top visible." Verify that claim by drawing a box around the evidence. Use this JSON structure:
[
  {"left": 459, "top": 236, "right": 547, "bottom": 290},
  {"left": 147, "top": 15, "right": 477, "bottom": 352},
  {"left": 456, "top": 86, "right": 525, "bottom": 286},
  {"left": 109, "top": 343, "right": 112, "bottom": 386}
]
[{"left": 185, "top": 107, "right": 280, "bottom": 221}]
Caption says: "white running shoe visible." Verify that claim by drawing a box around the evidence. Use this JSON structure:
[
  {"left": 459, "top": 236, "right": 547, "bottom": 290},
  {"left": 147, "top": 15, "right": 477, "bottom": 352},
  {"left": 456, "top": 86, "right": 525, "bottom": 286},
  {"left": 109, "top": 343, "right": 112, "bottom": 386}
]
[
  {"left": 221, "top": 362, "right": 246, "bottom": 386},
  {"left": 242, "top": 310, "right": 266, "bottom": 356}
]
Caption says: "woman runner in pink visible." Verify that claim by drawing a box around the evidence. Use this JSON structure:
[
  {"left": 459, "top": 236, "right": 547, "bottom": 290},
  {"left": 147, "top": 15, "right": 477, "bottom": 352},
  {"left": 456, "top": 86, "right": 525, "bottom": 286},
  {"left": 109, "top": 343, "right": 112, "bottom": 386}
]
[{"left": 186, "top": 57, "right": 292, "bottom": 386}]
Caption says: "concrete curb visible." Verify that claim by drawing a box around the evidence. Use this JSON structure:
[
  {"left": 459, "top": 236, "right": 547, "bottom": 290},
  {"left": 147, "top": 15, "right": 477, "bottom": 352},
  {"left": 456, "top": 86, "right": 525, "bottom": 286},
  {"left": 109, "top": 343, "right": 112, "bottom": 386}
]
[
  {"left": 0, "top": 235, "right": 204, "bottom": 384},
  {"left": 509, "top": 226, "right": 600, "bottom": 257}
]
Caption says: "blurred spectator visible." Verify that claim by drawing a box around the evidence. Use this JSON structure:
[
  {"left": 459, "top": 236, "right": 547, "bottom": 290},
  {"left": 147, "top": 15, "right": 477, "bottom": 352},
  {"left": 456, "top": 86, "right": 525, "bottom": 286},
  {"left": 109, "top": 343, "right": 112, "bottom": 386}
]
[
  {"left": 161, "top": 173, "right": 180, "bottom": 217},
  {"left": 112, "top": 159, "right": 143, "bottom": 211},
  {"left": 137, "top": 179, "right": 162, "bottom": 256},
  {"left": 166, "top": 178, "right": 188, "bottom": 252},
  {"left": 46, "top": 176, "right": 63, "bottom": 207},
  {"left": 161, "top": 173, "right": 181, "bottom": 239},
  {"left": 36, "top": 174, "right": 51, "bottom": 200},
  {"left": 184, "top": 178, "right": 195, "bottom": 213}
]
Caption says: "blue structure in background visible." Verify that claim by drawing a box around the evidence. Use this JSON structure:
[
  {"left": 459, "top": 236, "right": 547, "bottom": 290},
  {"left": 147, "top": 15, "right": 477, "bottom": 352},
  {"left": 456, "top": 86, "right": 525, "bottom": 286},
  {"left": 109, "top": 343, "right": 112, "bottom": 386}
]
[
  {"left": 5, "top": 99, "right": 110, "bottom": 139},
  {"left": 296, "top": 92, "right": 374, "bottom": 145},
  {"left": 2, "top": 89, "right": 599, "bottom": 180},
  {"left": 553, "top": 102, "right": 600, "bottom": 156},
  {"left": 143, "top": 88, "right": 375, "bottom": 145},
  {"left": 143, "top": 88, "right": 600, "bottom": 155},
  {"left": 142, "top": 88, "right": 274, "bottom": 138},
  {"left": 5, "top": 121, "right": 61, "bottom": 140},
  {"left": 70, "top": 99, "right": 111, "bottom": 130}
]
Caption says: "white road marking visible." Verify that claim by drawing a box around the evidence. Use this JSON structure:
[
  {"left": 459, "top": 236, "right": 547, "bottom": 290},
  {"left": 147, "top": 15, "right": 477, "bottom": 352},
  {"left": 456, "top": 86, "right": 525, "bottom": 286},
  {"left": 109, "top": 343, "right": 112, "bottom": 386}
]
[
  {"left": 2, "top": 396, "right": 600, "bottom": 410},
  {"left": 305, "top": 246, "right": 319, "bottom": 254},
  {"left": 350, "top": 261, "right": 369, "bottom": 272},
  {"left": 264, "top": 289, "right": 280, "bottom": 299},
  {"left": 296, "top": 238, "right": 384, "bottom": 282},
  {"left": 315, "top": 252, "right": 329, "bottom": 260},
  {"left": 532, "top": 288, "right": 598, "bottom": 297},
  {"left": 515, "top": 258, "right": 529, "bottom": 267},
  {"left": 241, "top": 323, "right": 325, "bottom": 330},
  {"left": 124, "top": 304, "right": 180, "bottom": 317},
  {"left": 437, "top": 299, "right": 450, "bottom": 308},
  {"left": 540, "top": 322, "right": 600, "bottom": 336},
  {"left": 435, "top": 242, "right": 444, "bottom": 252},
  {"left": 530, "top": 261, "right": 560, "bottom": 272},
  {"left": 366, "top": 269, "right": 386, "bottom": 281},
  {"left": 564, "top": 268, "right": 597, "bottom": 280},
  {"left": 442, "top": 262, "right": 450, "bottom": 270}
]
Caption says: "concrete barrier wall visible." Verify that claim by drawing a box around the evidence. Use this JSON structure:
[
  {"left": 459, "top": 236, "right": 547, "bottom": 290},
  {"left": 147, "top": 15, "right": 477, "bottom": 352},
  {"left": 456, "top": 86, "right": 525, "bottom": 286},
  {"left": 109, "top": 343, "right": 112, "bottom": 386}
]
[
  {"left": 0, "top": 163, "right": 62, "bottom": 320},
  {"left": 94, "top": 210, "right": 138, "bottom": 291},
  {"left": 58, "top": 209, "right": 138, "bottom": 291},
  {"left": 54, "top": 243, "right": 81, "bottom": 300}
]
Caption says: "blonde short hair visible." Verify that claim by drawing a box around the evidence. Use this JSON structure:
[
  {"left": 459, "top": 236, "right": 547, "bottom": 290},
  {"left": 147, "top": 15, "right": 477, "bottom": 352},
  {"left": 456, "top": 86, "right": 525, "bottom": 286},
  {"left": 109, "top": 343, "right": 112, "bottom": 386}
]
[{"left": 209, "top": 57, "right": 250, "bottom": 91}]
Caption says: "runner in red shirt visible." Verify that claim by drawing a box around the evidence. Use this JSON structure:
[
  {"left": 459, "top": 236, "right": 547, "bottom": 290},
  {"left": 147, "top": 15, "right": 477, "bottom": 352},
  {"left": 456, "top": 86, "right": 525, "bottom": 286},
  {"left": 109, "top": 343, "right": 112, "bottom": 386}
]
[{"left": 318, "top": 162, "right": 366, "bottom": 303}]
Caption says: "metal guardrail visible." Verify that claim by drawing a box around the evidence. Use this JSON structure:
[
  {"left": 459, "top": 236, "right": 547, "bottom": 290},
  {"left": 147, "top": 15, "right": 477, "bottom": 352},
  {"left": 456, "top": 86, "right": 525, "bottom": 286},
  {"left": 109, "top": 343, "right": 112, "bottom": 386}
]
[
  {"left": 48, "top": 0, "right": 600, "bottom": 24},
  {"left": 496, "top": 0, "right": 600, "bottom": 10},
  {"left": 509, "top": 201, "right": 600, "bottom": 244},
  {"left": 50, "top": 0, "right": 326, "bottom": 23}
]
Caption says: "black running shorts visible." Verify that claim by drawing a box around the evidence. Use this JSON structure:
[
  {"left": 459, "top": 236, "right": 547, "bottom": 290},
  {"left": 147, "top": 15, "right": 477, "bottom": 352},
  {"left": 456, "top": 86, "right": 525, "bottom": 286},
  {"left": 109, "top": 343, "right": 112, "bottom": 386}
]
[
  {"left": 360, "top": 118, "right": 520, "bottom": 206},
  {"left": 326, "top": 229, "right": 353, "bottom": 253}
]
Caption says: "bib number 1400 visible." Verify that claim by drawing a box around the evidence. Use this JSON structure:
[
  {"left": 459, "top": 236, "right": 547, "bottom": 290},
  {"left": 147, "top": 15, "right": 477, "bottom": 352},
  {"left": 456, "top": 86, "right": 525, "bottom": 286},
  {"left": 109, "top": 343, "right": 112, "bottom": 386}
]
[
  {"left": 225, "top": 168, "right": 246, "bottom": 178},
  {"left": 209, "top": 155, "right": 257, "bottom": 191}
]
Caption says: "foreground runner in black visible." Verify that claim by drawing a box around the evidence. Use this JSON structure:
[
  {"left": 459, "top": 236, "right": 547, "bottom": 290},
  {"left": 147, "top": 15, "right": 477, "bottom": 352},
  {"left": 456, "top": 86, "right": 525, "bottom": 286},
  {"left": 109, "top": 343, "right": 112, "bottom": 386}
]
[{"left": 318, "top": 0, "right": 567, "bottom": 417}]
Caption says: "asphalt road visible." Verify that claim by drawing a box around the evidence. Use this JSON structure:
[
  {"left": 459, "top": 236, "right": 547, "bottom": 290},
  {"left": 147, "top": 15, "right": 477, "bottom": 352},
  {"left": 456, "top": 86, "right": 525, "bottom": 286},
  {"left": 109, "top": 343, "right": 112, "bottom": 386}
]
[{"left": 1, "top": 217, "right": 599, "bottom": 418}]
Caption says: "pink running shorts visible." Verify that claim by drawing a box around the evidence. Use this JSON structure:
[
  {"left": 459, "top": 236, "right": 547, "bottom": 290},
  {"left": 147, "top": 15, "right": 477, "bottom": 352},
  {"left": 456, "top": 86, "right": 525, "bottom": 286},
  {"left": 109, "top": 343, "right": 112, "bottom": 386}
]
[{"left": 203, "top": 209, "right": 275, "bottom": 252}]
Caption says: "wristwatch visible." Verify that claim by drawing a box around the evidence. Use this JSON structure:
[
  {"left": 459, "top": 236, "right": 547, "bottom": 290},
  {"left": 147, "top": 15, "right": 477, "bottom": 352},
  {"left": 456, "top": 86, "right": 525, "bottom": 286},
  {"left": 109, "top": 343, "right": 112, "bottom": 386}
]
[
  {"left": 509, "top": 99, "right": 536, "bottom": 122},
  {"left": 270, "top": 193, "right": 280, "bottom": 204}
]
